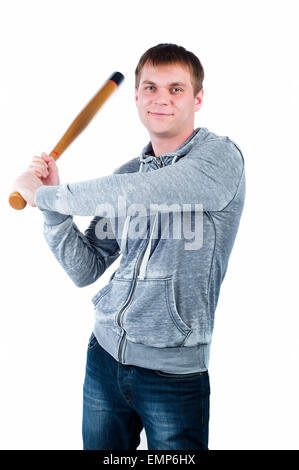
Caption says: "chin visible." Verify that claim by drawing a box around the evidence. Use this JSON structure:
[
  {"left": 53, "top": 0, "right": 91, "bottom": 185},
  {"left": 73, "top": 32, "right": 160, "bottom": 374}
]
[
  {"left": 146, "top": 121, "right": 174, "bottom": 134},
  {"left": 150, "top": 128, "right": 175, "bottom": 139}
]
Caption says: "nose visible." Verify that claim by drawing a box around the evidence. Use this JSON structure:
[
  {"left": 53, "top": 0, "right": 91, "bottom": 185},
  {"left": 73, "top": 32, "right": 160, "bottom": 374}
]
[{"left": 152, "top": 88, "right": 171, "bottom": 106}]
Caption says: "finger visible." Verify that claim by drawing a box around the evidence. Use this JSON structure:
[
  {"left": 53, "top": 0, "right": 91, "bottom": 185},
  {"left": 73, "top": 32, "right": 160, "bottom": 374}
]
[
  {"left": 47, "top": 160, "right": 58, "bottom": 173},
  {"left": 29, "top": 160, "right": 49, "bottom": 173},
  {"left": 31, "top": 156, "right": 44, "bottom": 164},
  {"left": 41, "top": 153, "right": 54, "bottom": 163},
  {"left": 29, "top": 160, "right": 48, "bottom": 170},
  {"left": 28, "top": 165, "right": 49, "bottom": 178},
  {"left": 33, "top": 170, "right": 46, "bottom": 179},
  {"left": 30, "top": 157, "right": 48, "bottom": 174},
  {"left": 45, "top": 158, "right": 59, "bottom": 174},
  {"left": 41, "top": 155, "right": 56, "bottom": 171}
]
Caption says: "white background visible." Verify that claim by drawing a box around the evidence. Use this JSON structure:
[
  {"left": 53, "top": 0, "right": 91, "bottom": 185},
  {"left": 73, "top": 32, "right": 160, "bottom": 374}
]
[{"left": 0, "top": 0, "right": 298, "bottom": 450}]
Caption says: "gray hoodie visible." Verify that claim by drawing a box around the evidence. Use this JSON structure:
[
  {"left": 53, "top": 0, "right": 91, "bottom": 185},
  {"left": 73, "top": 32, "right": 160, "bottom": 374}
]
[{"left": 35, "top": 126, "right": 245, "bottom": 374}]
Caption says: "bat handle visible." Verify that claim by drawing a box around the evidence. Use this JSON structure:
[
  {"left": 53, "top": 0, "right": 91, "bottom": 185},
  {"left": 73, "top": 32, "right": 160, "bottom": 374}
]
[
  {"left": 9, "top": 150, "right": 58, "bottom": 210},
  {"left": 8, "top": 191, "right": 27, "bottom": 210}
]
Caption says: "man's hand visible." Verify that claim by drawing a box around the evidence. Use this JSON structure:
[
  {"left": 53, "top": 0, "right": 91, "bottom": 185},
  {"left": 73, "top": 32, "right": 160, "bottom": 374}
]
[
  {"left": 28, "top": 152, "right": 60, "bottom": 186},
  {"left": 11, "top": 171, "right": 43, "bottom": 207},
  {"left": 10, "top": 152, "right": 60, "bottom": 207}
]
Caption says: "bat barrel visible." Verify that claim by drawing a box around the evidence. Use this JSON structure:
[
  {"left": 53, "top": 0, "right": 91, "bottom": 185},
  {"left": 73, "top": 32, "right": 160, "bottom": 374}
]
[
  {"left": 49, "top": 72, "right": 124, "bottom": 158},
  {"left": 109, "top": 71, "right": 125, "bottom": 87}
]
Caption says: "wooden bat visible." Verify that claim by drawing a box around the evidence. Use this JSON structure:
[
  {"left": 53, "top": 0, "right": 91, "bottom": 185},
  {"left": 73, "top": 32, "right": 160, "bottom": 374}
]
[{"left": 9, "top": 71, "right": 124, "bottom": 210}]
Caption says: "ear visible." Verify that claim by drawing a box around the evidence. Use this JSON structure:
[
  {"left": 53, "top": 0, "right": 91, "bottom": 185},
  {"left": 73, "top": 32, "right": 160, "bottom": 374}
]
[
  {"left": 135, "top": 87, "right": 139, "bottom": 105},
  {"left": 194, "top": 88, "right": 204, "bottom": 112}
]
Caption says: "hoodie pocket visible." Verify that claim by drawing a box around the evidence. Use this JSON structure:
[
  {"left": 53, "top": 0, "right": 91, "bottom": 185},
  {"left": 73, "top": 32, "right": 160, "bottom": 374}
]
[
  {"left": 122, "top": 277, "right": 192, "bottom": 348},
  {"left": 92, "top": 278, "right": 132, "bottom": 334}
]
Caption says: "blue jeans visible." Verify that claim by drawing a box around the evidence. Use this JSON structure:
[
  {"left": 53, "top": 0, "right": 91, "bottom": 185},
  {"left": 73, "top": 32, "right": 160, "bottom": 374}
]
[{"left": 82, "top": 332, "right": 210, "bottom": 450}]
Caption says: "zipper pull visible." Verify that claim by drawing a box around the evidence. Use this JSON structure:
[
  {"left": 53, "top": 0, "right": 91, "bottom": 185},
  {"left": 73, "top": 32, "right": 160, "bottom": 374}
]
[{"left": 156, "top": 156, "right": 163, "bottom": 167}]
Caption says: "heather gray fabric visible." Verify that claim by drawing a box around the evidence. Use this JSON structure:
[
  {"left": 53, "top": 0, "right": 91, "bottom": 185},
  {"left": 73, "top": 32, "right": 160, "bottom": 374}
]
[{"left": 35, "top": 127, "right": 245, "bottom": 373}]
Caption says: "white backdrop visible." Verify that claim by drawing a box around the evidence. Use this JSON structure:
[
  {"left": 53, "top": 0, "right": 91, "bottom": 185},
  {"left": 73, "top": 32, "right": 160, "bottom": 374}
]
[{"left": 0, "top": 0, "right": 298, "bottom": 450}]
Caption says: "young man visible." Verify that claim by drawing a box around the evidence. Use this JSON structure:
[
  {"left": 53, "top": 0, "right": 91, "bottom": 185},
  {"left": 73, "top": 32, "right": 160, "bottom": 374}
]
[{"left": 11, "top": 43, "right": 246, "bottom": 450}]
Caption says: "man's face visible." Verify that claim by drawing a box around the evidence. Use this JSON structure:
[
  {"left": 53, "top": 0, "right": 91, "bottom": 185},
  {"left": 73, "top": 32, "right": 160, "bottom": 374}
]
[{"left": 135, "top": 62, "right": 203, "bottom": 138}]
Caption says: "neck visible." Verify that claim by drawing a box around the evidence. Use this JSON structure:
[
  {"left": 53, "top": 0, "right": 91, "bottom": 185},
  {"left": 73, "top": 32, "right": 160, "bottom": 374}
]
[{"left": 150, "top": 127, "right": 195, "bottom": 157}]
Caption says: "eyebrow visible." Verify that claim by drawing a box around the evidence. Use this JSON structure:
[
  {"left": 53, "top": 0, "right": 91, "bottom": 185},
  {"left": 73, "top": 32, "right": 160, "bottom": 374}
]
[{"left": 141, "top": 80, "right": 187, "bottom": 87}]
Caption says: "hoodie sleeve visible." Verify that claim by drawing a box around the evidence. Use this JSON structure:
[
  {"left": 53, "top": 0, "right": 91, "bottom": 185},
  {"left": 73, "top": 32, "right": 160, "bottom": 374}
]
[
  {"left": 40, "top": 214, "right": 120, "bottom": 287},
  {"left": 35, "top": 139, "right": 244, "bottom": 217},
  {"left": 38, "top": 177, "right": 122, "bottom": 289}
]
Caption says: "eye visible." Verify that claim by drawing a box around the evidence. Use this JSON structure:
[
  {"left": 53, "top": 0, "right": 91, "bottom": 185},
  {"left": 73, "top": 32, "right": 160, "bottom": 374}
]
[
  {"left": 172, "top": 87, "right": 183, "bottom": 93},
  {"left": 145, "top": 86, "right": 155, "bottom": 91}
]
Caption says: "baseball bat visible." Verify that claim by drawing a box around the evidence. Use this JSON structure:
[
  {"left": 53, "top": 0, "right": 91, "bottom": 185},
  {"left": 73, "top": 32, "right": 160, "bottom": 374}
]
[{"left": 9, "top": 71, "right": 124, "bottom": 210}]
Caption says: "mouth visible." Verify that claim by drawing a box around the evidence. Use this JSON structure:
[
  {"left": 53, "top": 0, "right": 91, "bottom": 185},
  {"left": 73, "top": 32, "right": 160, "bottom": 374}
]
[{"left": 148, "top": 111, "right": 173, "bottom": 117}]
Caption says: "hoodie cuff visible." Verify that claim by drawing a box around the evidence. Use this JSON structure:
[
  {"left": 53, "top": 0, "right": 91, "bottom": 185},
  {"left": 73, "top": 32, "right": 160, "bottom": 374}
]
[
  {"left": 35, "top": 185, "right": 71, "bottom": 224},
  {"left": 35, "top": 184, "right": 71, "bottom": 213},
  {"left": 39, "top": 209, "right": 71, "bottom": 226},
  {"left": 35, "top": 185, "right": 59, "bottom": 210}
]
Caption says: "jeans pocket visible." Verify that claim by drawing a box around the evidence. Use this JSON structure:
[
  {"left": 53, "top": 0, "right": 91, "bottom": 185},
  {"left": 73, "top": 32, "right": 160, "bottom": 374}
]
[{"left": 123, "top": 277, "right": 192, "bottom": 348}]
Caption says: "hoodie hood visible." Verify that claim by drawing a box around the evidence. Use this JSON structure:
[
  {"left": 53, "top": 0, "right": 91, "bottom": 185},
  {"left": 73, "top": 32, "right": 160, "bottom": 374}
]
[{"left": 138, "top": 126, "right": 210, "bottom": 165}]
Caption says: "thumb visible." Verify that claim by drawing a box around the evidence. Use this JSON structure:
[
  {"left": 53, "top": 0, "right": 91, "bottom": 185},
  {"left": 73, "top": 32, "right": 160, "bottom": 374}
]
[{"left": 41, "top": 152, "right": 54, "bottom": 163}]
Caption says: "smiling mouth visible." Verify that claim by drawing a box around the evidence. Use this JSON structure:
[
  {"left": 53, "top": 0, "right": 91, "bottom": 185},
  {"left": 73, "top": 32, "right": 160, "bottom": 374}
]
[{"left": 148, "top": 112, "right": 173, "bottom": 116}]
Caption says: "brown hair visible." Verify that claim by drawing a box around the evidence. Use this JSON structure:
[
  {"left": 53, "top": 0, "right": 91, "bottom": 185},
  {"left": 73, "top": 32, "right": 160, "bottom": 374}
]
[{"left": 135, "top": 43, "right": 204, "bottom": 97}]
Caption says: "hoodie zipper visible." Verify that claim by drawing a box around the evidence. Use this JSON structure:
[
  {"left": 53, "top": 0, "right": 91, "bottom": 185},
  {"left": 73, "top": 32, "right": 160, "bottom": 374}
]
[
  {"left": 156, "top": 156, "right": 163, "bottom": 167},
  {"left": 117, "top": 156, "right": 164, "bottom": 363},
  {"left": 117, "top": 239, "right": 148, "bottom": 363}
]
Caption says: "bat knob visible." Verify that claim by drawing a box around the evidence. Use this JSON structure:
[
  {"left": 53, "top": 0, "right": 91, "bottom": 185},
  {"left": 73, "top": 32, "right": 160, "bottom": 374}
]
[{"left": 9, "top": 191, "right": 27, "bottom": 210}]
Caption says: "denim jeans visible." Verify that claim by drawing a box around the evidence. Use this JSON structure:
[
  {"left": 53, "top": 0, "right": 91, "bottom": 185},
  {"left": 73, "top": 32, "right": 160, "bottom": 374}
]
[{"left": 82, "top": 332, "right": 210, "bottom": 450}]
